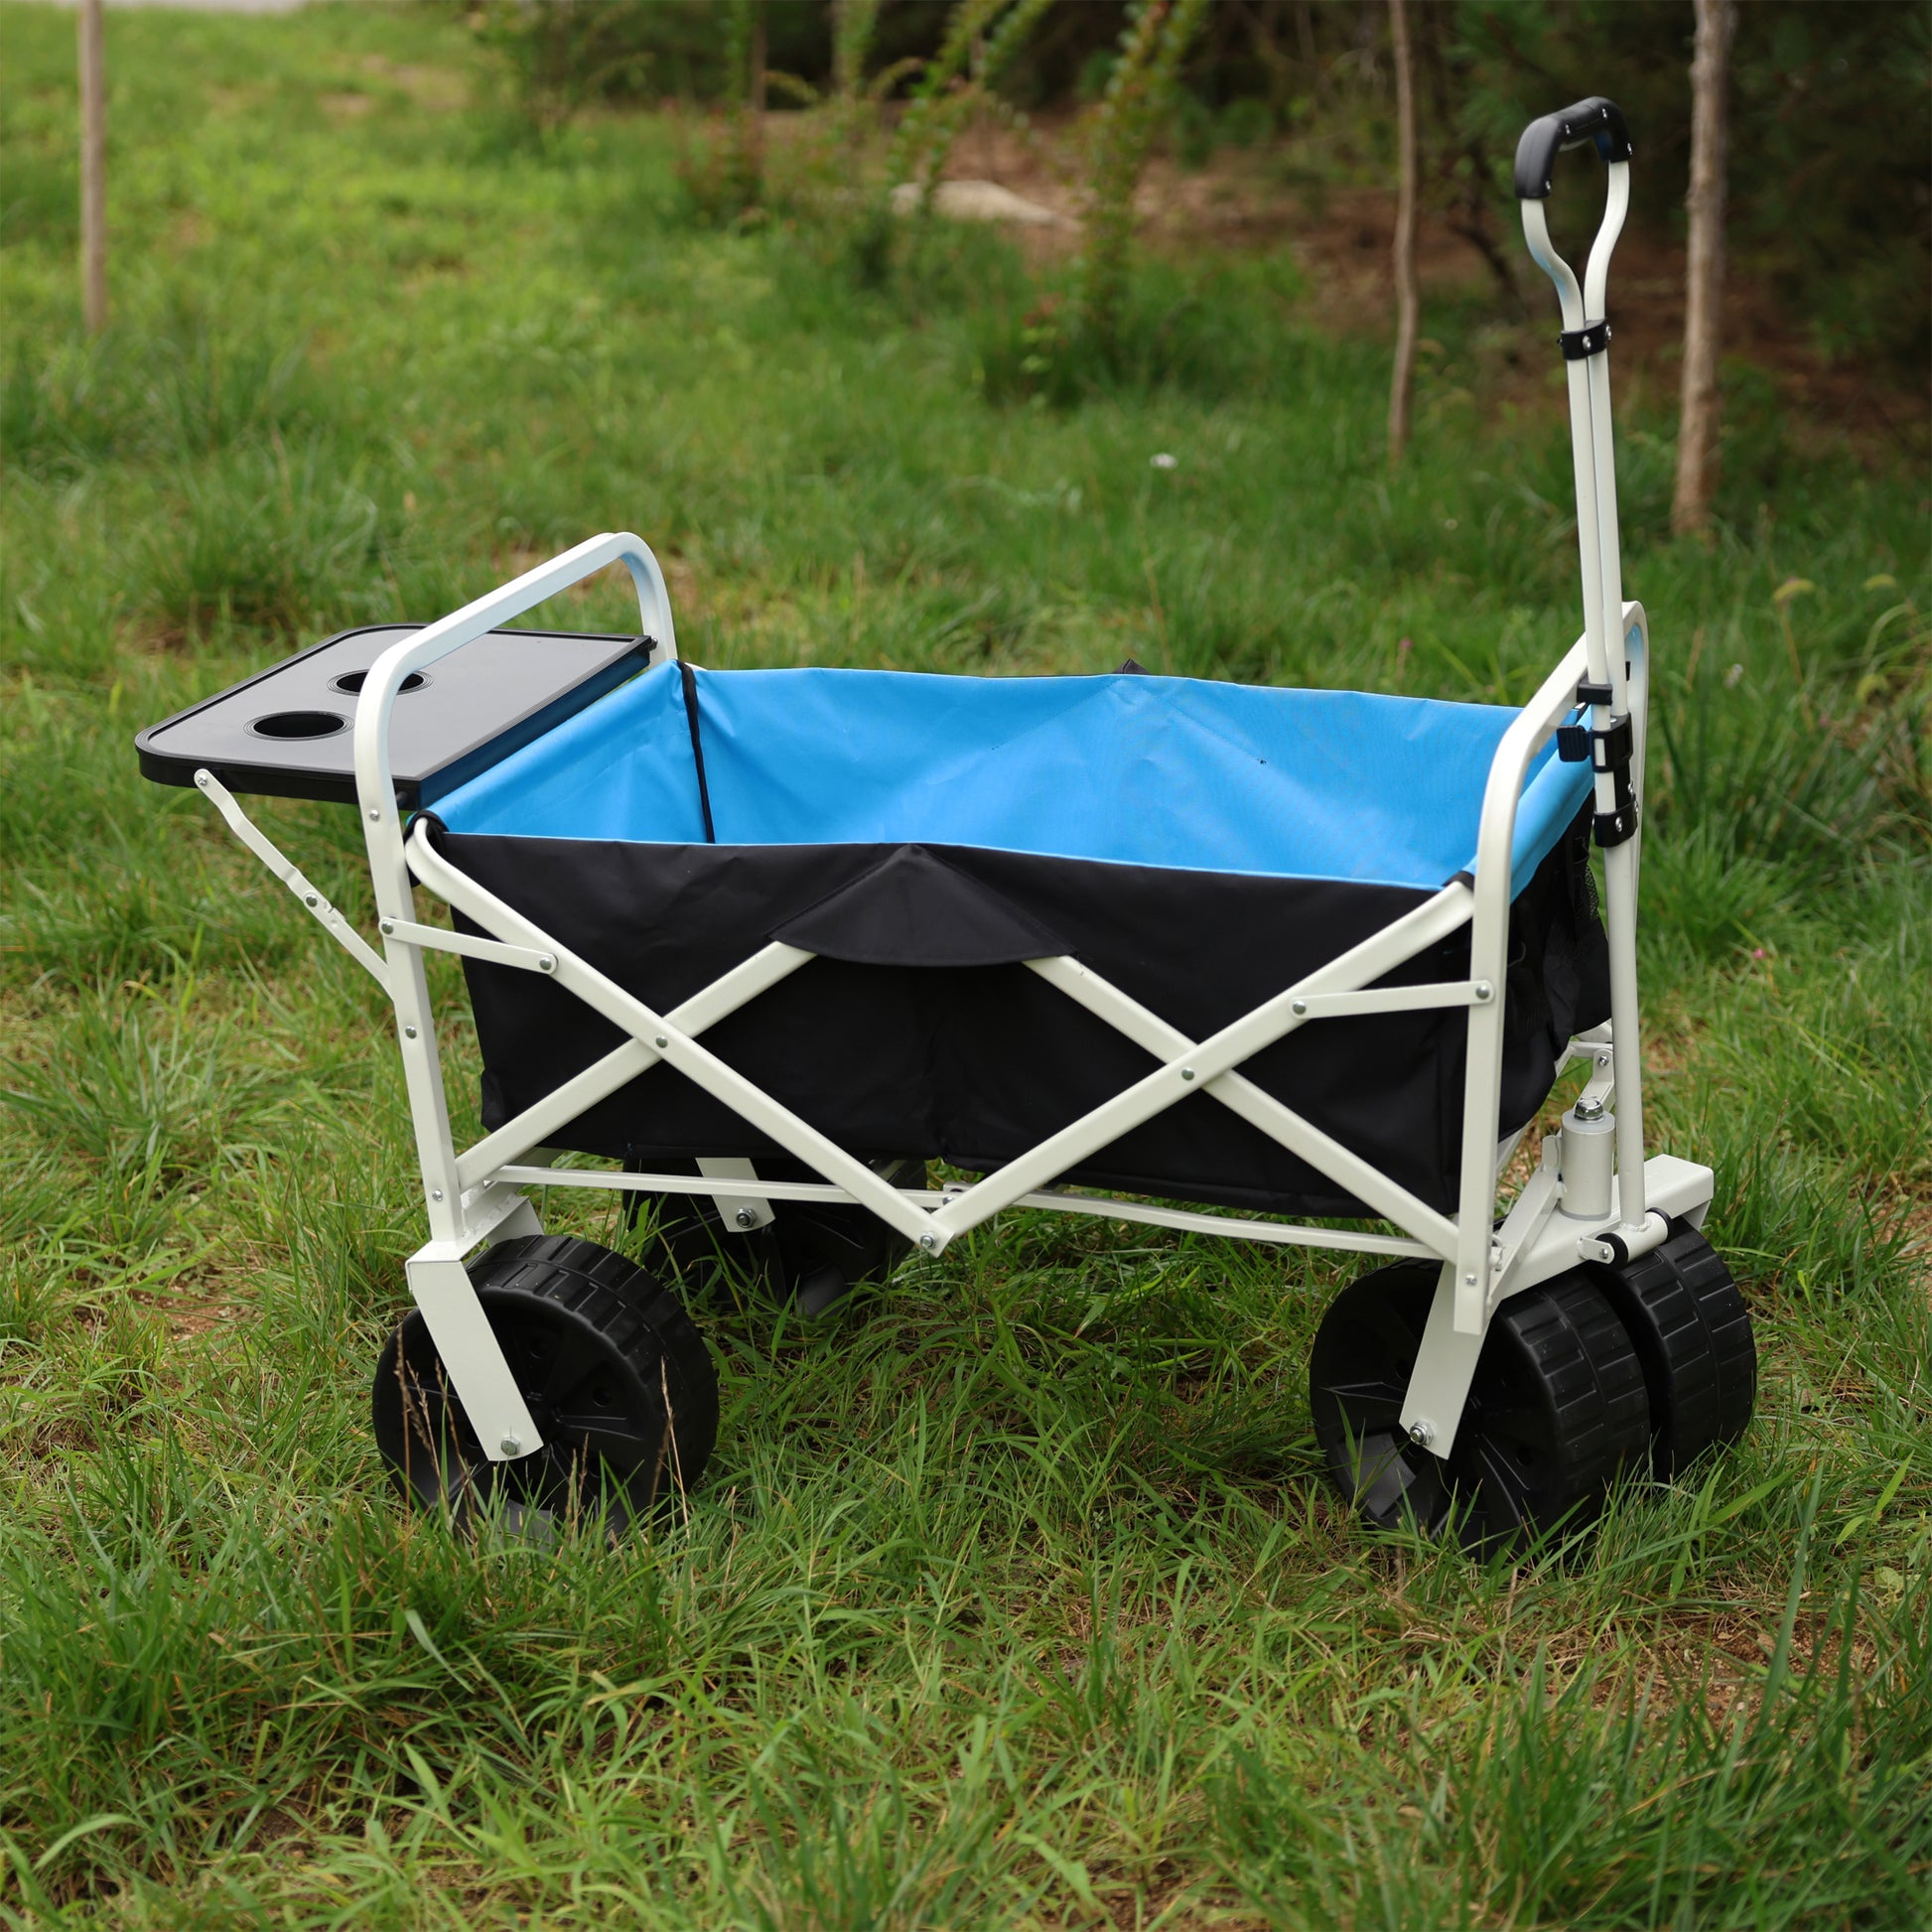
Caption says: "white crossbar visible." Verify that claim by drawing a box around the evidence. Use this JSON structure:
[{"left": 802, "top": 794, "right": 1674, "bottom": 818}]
[
  {"left": 379, "top": 916, "right": 556, "bottom": 975},
  {"left": 194, "top": 769, "right": 390, "bottom": 989},
  {"left": 1027, "top": 954, "right": 1461, "bottom": 1255},
  {"left": 452, "top": 941, "right": 815, "bottom": 1193},
  {"left": 925, "top": 887, "right": 1473, "bottom": 1244},
  {"left": 1290, "top": 980, "right": 1485, "bottom": 1019},
  {"left": 491, "top": 1165, "right": 1437, "bottom": 1260}
]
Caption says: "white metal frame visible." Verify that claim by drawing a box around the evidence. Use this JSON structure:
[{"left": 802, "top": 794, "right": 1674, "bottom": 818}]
[{"left": 192, "top": 143, "right": 1709, "bottom": 1468}]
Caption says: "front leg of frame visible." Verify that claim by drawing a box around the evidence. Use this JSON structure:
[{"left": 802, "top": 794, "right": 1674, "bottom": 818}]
[
  {"left": 405, "top": 1246, "right": 542, "bottom": 1461},
  {"left": 1399, "top": 1262, "right": 1481, "bottom": 1459}
]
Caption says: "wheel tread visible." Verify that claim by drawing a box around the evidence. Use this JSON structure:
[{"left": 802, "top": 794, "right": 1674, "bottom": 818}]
[
  {"left": 375, "top": 1235, "right": 718, "bottom": 1529},
  {"left": 1311, "top": 1263, "right": 1650, "bottom": 1553},
  {"left": 1587, "top": 1218, "right": 1755, "bottom": 1478}
]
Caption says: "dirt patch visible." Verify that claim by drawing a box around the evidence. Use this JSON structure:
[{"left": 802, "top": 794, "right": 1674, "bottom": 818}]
[
  {"left": 138, "top": 1280, "right": 246, "bottom": 1343},
  {"left": 356, "top": 55, "right": 471, "bottom": 115},
  {"left": 888, "top": 112, "right": 1924, "bottom": 458}
]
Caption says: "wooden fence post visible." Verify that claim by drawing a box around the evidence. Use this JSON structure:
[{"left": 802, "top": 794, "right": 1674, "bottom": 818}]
[
  {"left": 78, "top": 0, "right": 107, "bottom": 337},
  {"left": 1386, "top": 0, "right": 1418, "bottom": 466}
]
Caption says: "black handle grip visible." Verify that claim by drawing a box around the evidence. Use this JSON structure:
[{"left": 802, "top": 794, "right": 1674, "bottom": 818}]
[{"left": 1513, "top": 97, "right": 1634, "bottom": 200}]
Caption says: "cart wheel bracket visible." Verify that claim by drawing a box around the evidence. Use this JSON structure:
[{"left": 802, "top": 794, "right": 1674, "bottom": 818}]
[
  {"left": 405, "top": 1248, "right": 544, "bottom": 1461},
  {"left": 696, "top": 1155, "right": 774, "bottom": 1232},
  {"left": 1577, "top": 1210, "right": 1669, "bottom": 1269}
]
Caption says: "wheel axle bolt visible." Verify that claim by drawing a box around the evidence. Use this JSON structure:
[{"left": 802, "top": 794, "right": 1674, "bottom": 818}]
[
  {"left": 499, "top": 1434, "right": 522, "bottom": 1458},
  {"left": 1408, "top": 1420, "right": 1436, "bottom": 1449},
  {"left": 734, "top": 1207, "right": 758, "bottom": 1228}
]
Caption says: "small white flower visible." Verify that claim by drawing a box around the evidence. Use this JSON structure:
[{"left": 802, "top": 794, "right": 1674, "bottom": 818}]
[
  {"left": 1724, "top": 662, "right": 1744, "bottom": 688},
  {"left": 1150, "top": 452, "right": 1178, "bottom": 470}
]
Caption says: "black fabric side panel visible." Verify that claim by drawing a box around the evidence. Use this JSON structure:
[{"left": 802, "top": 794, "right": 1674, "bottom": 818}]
[
  {"left": 772, "top": 844, "right": 1071, "bottom": 967},
  {"left": 1505, "top": 800, "right": 1610, "bottom": 1126},
  {"left": 441, "top": 829, "right": 1608, "bottom": 1219},
  {"left": 677, "top": 661, "right": 716, "bottom": 844}
]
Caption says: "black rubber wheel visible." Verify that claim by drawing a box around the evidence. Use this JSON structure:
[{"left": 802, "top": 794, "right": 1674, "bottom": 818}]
[
  {"left": 1310, "top": 1261, "right": 1651, "bottom": 1553},
  {"left": 372, "top": 1234, "right": 717, "bottom": 1539},
  {"left": 624, "top": 1154, "right": 926, "bottom": 1318},
  {"left": 1584, "top": 1216, "right": 1755, "bottom": 1479}
]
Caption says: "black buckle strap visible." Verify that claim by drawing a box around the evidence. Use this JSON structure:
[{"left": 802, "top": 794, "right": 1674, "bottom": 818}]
[
  {"left": 1559, "top": 319, "right": 1611, "bottom": 360},
  {"left": 1592, "top": 718, "right": 1639, "bottom": 847},
  {"left": 1595, "top": 781, "right": 1638, "bottom": 848},
  {"left": 1587, "top": 714, "right": 1633, "bottom": 774},
  {"left": 1556, "top": 703, "right": 1639, "bottom": 847}
]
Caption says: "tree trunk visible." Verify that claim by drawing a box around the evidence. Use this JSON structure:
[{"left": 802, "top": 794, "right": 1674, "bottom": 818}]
[
  {"left": 78, "top": 0, "right": 106, "bottom": 336},
  {"left": 1386, "top": 0, "right": 1418, "bottom": 465},
  {"left": 748, "top": 0, "right": 767, "bottom": 189},
  {"left": 1672, "top": 0, "right": 1735, "bottom": 535},
  {"left": 1295, "top": 0, "right": 1315, "bottom": 73}
]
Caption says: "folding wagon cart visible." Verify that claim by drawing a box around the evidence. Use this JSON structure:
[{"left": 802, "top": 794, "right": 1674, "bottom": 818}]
[{"left": 137, "top": 101, "right": 1753, "bottom": 1549}]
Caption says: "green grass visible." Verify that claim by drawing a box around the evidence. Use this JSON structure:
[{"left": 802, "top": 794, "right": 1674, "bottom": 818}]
[{"left": 2, "top": 4, "right": 1929, "bottom": 1924}]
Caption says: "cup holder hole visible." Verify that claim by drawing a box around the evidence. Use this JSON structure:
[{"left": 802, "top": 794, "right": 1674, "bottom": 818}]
[
  {"left": 250, "top": 710, "right": 347, "bottom": 741},
  {"left": 333, "top": 670, "right": 428, "bottom": 696}
]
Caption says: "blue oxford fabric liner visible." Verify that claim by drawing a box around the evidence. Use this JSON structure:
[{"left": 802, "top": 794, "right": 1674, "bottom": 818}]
[
  {"left": 434, "top": 663, "right": 1592, "bottom": 900},
  {"left": 429, "top": 662, "right": 1610, "bottom": 1218}
]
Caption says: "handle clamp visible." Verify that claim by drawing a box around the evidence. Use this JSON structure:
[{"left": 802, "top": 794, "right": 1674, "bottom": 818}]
[{"left": 1559, "top": 320, "right": 1612, "bottom": 361}]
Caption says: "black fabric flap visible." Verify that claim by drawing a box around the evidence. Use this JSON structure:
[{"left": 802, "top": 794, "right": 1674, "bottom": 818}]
[{"left": 770, "top": 843, "right": 1069, "bottom": 967}]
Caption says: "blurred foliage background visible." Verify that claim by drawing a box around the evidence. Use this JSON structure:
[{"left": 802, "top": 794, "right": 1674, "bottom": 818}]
[{"left": 469, "top": 0, "right": 1931, "bottom": 375}]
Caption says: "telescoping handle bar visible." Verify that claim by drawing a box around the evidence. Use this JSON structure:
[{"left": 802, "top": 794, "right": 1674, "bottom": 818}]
[
  {"left": 1514, "top": 96, "right": 1659, "bottom": 1252},
  {"left": 1514, "top": 96, "right": 1632, "bottom": 732}
]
